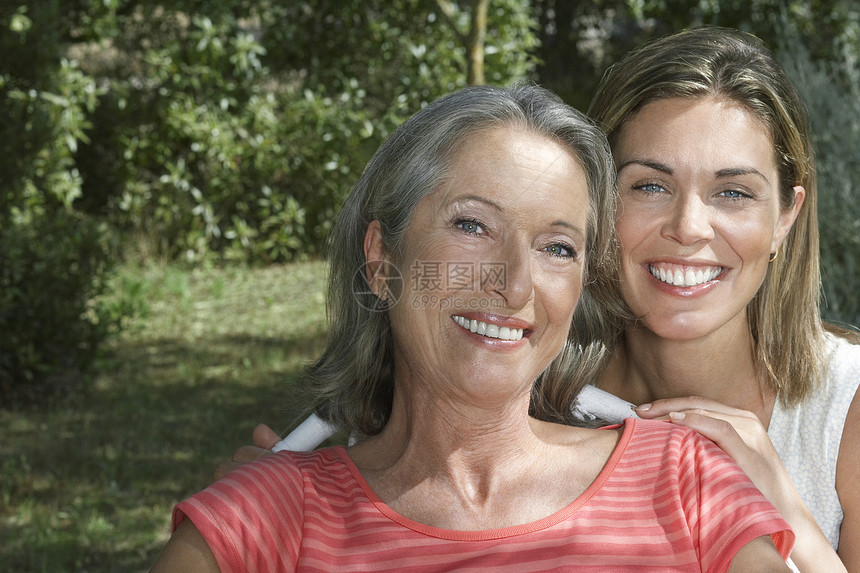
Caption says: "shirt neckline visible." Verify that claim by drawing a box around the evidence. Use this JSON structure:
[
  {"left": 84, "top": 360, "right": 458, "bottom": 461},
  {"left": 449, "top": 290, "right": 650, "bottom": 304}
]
[{"left": 333, "top": 418, "right": 637, "bottom": 541}]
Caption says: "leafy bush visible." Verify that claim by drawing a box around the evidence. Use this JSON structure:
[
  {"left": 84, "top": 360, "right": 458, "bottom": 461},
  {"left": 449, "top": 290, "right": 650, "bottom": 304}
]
[
  {"left": 0, "top": 212, "right": 115, "bottom": 406},
  {"left": 0, "top": 4, "right": 118, "bottom": 405},
  {"left": 777, "top": 18, "right": 860, "bottom": 326},
  {"left": 71, "top": 1, "right": 539, "bottom": 263}
]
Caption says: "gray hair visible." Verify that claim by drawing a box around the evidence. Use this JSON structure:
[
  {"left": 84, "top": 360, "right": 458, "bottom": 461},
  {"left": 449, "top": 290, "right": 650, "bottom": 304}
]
[{"left": 304, "top": 84, "right": 620, "bottom": 435}]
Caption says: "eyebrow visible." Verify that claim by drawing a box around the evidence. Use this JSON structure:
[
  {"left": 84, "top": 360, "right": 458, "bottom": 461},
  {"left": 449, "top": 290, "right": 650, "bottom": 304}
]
[
  {"left": 715, "top": 167, "right": 771, "bottom": 185},
  {"left": 617, "top": 159, "right": 672, "bottom": 174},
  {"left": 618, "top": 159, "right": 771, "bottom": 184},
  {"left": 453, "top": 194, "right": 504, "bottom": 212}
]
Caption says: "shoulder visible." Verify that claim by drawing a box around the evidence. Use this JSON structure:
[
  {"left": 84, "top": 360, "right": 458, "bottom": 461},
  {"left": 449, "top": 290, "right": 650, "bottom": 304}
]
[
  {"left": 171, "top": 447, "right": 352, "bottom": 571},
  {"left": 617, "top": 419, "right": 788, "bottom": 529},
  {"left": 824, "top": 332, "right": 860, "bottom": 434},
  {"left": 620, "top": 418, "right": 750, "bottom": 486},
  {"left": 178, "top": 446, "right": 350, "bottom": 524},
  {"left": 622, "top": 417, "right": 713, "bottom": 451},
  {"left": 834, "top": 331, "right": 860, "bottom": 471},
  {"left": 256, "top": 446, "right": 356, "bottom": 501},
  {"left": 813, "top": 332, "right": 860, "bottom": 410},
  {"left": 614, "top": 418, "right": 732, "bottom": 473},
  {"left": 623, "top": 422, "right": 792, "bottom": 561},
  {"left": 231, "top": 446, "right": 348, "bottom": 485},
  {"left": 824, "top": 331, "right": 860, "bottom": 374}
]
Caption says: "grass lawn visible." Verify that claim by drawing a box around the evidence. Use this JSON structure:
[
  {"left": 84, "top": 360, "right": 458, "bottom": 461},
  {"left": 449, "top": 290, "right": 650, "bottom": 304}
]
[{"left": 0, "top": 261, "right": 330, "bottom": 572}]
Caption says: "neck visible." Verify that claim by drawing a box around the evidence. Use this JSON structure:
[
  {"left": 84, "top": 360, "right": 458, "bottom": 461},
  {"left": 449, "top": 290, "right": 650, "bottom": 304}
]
[
  {"left": 347, "top": 369, "right": 619, "bottom": 531},
  {"left": 346, "top": 385, "right": 552, "bottom": 525},
  {"left": 355, "top": 380, "right": 538, "bottom": 473},
  {"left": 599, "top": 315, "right": 775, "bottom": 424}
]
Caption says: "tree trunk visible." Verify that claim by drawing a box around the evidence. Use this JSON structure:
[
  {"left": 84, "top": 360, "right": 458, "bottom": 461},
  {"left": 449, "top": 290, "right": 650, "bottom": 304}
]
[{"left": 466, "top": 0, "right": 489, "bottom": 85}]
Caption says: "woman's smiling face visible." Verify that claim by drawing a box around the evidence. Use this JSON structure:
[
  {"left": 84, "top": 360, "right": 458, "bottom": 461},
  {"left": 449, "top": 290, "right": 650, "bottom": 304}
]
[
  {"left": 371, "top": 126, "right": 590, "bottom": 402},
  {"left": 612, "top": 96, "right": 804, "bottom": 341}
]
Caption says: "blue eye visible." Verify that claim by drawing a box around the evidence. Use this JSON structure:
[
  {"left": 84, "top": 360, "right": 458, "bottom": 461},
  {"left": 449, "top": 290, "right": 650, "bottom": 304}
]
[
  {"left": 636, "top": 183, "right": 665, "bottom": 194},
  {"left": 718, "top": 189, "right": 753, "bottom": 199},
  {"left": 545, "top": 243, "right": 575, "bottom": 258},
  {"left": 456, "top": 219, "right": 484, "bottom": 234}
]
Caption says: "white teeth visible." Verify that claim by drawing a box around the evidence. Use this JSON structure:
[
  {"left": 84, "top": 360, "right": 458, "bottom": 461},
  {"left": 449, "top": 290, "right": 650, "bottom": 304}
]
[
  {"left": 452, "top": 316, "right": 523, "bottom": 341},
  {"left": 649, "top": 265, "right": 721, "bottom": 287}
]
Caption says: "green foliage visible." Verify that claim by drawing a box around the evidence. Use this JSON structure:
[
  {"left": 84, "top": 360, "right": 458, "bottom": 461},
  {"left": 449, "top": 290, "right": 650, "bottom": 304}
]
[
  {"left": 69, "top": 1, "right": 539, "bottom": 263},
  {"left": 262, "top": 0, "right": 538, "bottom": 111},
  {"left": 0, "top": 211, "right": 116, "bottom": 406},
  {"left": 1, "top": 2, "right": 100, "bottom": 222},
  {"left": 0, "top": 262, "right": 328, "bottom": 571},
  {"left": 536, "top": 0, "right": 860, "bottom": 110},
  {"left": 776, "top": 18, "right": 860, "bottom": 326},
  {"left": 0, "top": 2, "right": 121, "bottom": 403},
  {"left": 0, "top": 0, "right": 538, "bottom": 404}
]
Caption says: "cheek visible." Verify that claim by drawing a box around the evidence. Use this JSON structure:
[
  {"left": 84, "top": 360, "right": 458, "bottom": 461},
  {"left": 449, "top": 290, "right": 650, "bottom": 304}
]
[
  {"left": 614, "top": 211, "right": 652, "bottom": 270},
  {"left": 540, "top": 272, "right": 583, "bottom": 324},
  {"left": 614, "top": 200, "right": 649, "bottom": 245},
  {"left": 721, "top": 214, "right": 778, "bottom": 261}
]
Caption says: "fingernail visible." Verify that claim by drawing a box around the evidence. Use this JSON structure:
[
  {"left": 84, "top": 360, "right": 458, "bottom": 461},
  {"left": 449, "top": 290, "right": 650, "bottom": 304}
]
[
  {"left": 669, "top": 411, "right": 685, "bottom": 421},
  {"left": 637, "top": 403, "right": 651, "bottom": 412}
]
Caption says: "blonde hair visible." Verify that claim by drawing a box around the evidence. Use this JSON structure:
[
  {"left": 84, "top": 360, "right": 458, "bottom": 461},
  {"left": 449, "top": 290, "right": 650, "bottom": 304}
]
[{"left": 588, "top": 26, "right": 829, "bottom": 406}]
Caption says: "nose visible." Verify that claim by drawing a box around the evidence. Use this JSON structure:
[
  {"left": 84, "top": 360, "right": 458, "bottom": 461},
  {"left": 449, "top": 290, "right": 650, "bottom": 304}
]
[
  {"left": 661, "top": 194, "right": 715, "bottom": 245},
  {"left": 484, "top": 241, "right": 533, "bottom": 308}
]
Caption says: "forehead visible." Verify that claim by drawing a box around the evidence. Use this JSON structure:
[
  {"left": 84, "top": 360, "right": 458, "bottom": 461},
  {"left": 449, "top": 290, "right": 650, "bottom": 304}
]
[
  {"left": 447, "top": 126, "right": 589, "bottom": 201},
  {"left": 614, "top": 96, "right": 777, "bottom": 174},
  {"left": 410, "top": 126, "right": 590, "bottom": 230}
]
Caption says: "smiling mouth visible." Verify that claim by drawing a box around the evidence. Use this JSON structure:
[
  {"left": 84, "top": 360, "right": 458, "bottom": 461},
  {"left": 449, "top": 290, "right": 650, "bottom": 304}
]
[
  {"left": 648, "top": 264, "right": 723, "bottom": 287},
  {"left": 452, "top": 315, "right": 525, "bottom": 341}
]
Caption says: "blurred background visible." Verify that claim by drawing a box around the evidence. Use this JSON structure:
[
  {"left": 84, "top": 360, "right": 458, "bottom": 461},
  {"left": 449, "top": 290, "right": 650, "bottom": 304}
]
[{"left": 2, "top": 1, "right": 859, "bottom": 570}]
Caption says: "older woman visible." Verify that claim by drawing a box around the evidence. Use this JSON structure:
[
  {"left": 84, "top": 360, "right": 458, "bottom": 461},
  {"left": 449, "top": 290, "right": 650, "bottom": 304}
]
[
  {"left": 152, "top": 84, "right": 793, "bottom": 571},
  {"left": 582, "top": 27, "right": 860, "bottom": 573}
]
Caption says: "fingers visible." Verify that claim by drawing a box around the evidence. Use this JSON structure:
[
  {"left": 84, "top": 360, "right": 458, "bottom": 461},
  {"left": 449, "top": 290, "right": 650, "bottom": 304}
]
[
  {"left": 212, "top": 425, "right": 282, "bottom": 483},
  {"left": 233, "top": 445, "right": 270, "bottom": 463},
  {"left": 667, "top": 410, "right": 745, "bottom": 448},
  {"left": 636, "top": 395, "right": 751, "bottom": 419},
  {"left": 213, "top": 442, "right": 276, "bottom": 483},
  {"left": 636, "top": 396, "right": 767, "bottom": 450},
  {"left": 666, "top": 410, "right": 764, "bottom": 469},
  {"left": 252, "top": 423, "right": 282, "bottom": 449},
  {"left": 667, "top": 410, "right": 790, "bottom": 509},
  {"left": 212, "top": 446, "right": 271, "bottom": 482}
]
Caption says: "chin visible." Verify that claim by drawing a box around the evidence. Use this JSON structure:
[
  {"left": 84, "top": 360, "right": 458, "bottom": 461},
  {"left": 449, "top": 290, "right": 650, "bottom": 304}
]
[{"left": 639, "top": 314, "right": 718, "bottom": 341}]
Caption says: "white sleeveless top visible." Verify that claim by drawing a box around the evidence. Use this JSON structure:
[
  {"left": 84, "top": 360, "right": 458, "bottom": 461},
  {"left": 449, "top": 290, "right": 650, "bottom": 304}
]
[{"left": 768, "top": 333, "right": 860, "bottom": 549}]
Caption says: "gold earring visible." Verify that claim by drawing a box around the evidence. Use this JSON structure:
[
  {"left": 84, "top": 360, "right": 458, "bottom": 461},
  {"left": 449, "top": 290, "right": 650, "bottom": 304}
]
[{"left": 769, "top": 248, "right": 779, "bottom": 263}]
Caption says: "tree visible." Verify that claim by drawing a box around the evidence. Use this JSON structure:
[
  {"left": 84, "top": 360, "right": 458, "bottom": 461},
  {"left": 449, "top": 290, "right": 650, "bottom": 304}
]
[
  {"left": 533, "top": 0, "right": 860, "bottom": 110},
  {"left": 0, "top": 2, "right": 115, "bottom": 403},
  {"left": 436, "top": 0, "right": 490, "bottom": 85},
  {"left": 68, "top": 0, "right": 540, "bottom": 262}
]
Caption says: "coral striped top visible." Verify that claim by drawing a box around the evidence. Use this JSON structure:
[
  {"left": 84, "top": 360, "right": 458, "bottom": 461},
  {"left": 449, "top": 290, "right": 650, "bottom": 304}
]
[{"left": 174, "top": 418, "right": 793, "bottom": 572}]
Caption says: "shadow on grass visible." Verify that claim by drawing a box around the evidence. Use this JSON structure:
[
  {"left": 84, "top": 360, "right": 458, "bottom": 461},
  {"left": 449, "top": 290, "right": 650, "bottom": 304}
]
[{"left": 1, "top": 330, "right": 328, "bottom": 572}]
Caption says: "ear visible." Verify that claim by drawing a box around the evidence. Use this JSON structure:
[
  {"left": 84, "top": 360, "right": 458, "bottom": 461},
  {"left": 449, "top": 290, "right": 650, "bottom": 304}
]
[
  {"left": 363, "top": 220, "right": 389, "bottom": 297},
  {"left": 772, "top": 185, "right": 805, "bottom": 252}
]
